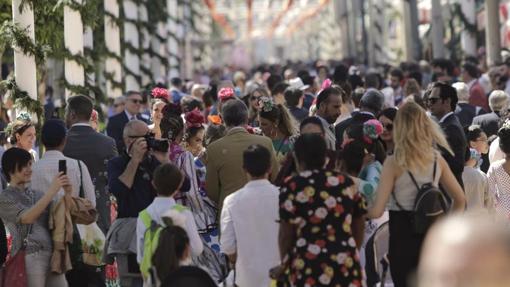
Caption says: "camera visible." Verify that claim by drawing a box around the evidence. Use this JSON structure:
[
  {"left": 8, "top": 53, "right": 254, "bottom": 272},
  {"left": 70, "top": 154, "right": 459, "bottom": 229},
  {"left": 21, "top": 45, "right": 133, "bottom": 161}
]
[{"left": 144, "top": 133, "right": 169, "bottom": 152}]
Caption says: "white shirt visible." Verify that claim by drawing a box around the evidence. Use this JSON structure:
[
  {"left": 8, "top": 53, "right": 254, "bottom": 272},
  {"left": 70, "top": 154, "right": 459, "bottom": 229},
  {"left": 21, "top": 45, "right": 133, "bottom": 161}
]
[
  {"left": 220, "top": 179, "right": 280, "bottom": 287},
  {"left": 71, "top": 122, "right": 92, "bottom": 128},
  {"left": 125, "top": 110, "right": 136, "bottom": 121},
  {"left": 136, "top": 197, "right": 203, "bottom": 263},
  {"left": 30, "top": 150, "right": 96, "bottom": 206},
  {"left": 462, "top": 166, "right": 491, "bottom": 212}
]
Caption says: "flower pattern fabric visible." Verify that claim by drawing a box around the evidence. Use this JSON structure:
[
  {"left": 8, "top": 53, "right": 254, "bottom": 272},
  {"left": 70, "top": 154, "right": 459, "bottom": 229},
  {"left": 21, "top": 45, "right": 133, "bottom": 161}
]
[{"left": 279, "top": 170, "right": 367, "bottom": 287}]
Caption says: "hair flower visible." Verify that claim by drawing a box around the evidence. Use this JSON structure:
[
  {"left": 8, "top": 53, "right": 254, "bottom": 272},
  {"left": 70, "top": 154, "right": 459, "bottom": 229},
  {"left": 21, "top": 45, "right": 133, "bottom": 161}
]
[
  {"left": 151, "top": 87, "right": 170, "bottom": 101},
  {"left": 16, "top": 112, "right": 32, "bottom": 122},
  {"left": 502, "top": 118, "right": 510, "bottom": 130},
  {"left": 321, "top": 78, "right": 332, "bottom": 90},
  {"left": 184, "top": 108, "right": 205, "bottom": 129},
  {"left": 218, "top": 87, "right": 235, "bottom": 102},
  {"left": 258, "top": 96, "right": 275, "bottom": 112},
  {"left": 363, "top": 119, "right": 384, "bottom": 140}
]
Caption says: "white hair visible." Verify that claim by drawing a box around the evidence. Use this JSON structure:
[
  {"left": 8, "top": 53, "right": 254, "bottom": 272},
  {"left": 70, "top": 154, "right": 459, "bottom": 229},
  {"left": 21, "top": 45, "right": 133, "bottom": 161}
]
[
  {"left": 452, "top": 82, "right": 469, "bottom": 102},
  {"left": 488, "top": 90, "right": 510, "bottom": 112}
]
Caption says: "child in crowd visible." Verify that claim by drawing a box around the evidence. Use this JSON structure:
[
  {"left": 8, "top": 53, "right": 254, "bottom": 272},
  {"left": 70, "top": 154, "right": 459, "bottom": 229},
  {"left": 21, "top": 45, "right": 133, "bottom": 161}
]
[{"left": 136, "top": 163, "right": 203, "bottom": 283}]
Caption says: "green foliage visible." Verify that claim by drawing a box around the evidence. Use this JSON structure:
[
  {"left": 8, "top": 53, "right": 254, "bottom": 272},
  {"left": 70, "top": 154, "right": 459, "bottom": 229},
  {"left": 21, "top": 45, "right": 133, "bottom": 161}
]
[
  {"left": 0, "top": 77, "right": 43, "bottom": 122},
  {"left": 0, "top": 21, "right": 48, "bottom": 65}
]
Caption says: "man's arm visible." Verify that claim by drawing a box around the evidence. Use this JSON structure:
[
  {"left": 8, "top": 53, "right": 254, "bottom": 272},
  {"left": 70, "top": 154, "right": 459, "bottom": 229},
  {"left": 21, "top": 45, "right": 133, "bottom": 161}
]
[
  {"left": 80, "top": 161, "right": 97, "bottom": 207},
  {"left": 220, "top": 197, "right": 236, "bottom": 262},
  {"left": 118, "top": 138, "right": 146, "bottom": 189},
  {"left": 205, "top": 150, "right": 220, "bottom": 204}
]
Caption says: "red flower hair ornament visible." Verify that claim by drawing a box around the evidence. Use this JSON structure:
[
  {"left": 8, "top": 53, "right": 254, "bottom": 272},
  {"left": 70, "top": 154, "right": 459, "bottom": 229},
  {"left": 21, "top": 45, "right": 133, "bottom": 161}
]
[
  {"left": 151, "top": 87, "right": 170, "bottom": 102},
  {"left": 185, "top": 108, "right": 205, "bottom": 128}
]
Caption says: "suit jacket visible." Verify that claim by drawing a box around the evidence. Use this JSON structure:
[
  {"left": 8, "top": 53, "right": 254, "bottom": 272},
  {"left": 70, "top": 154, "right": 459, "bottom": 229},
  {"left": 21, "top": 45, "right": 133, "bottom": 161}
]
[
  {"left": 205, "top": 127, "right": 280, "bottom": 211},
  {"left": 63, "top": 125, "right": 118, "bottom": 233},
  {"left": 472, "top": 111, "right": 500, "bottom": 138},
  {"left": 455, "top": 103, "right": 485, "bottom": 128},
  {"left": 440, "top": 113, "right": 467, "bottom": 188},
  {"left": 106, "top": 112, "right": 149, "bottom": 152}
]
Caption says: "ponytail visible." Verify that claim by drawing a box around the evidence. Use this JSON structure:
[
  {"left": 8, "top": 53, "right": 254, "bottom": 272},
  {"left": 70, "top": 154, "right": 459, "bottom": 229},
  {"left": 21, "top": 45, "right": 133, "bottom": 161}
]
[{"left": 152, "top": 222, "right": 190, "bottom": 283}]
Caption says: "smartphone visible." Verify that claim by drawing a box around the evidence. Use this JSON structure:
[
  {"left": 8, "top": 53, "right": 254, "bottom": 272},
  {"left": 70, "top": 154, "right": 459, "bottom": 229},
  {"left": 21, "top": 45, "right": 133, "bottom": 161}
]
[{"left": 58, "top": 160, "right": 67, "bottom": 175}]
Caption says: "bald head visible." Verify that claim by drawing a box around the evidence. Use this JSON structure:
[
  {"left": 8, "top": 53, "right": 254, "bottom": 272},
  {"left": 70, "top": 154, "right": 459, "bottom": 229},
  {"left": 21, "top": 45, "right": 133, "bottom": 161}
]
[
  {"left": 123, "top": 120, "right": 149, "bottom": 149},
  {"left": 418, "top": 214, "right": 510, "bottom": 287}
]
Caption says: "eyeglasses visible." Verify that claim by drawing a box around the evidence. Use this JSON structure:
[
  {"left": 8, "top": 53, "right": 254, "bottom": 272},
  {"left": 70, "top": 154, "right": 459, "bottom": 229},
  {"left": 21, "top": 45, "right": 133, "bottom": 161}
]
[
  {"left": 251, "top": 96, "right": 261, "bottom": 101},
  {"left": 383, "top": 123, "right": 393, "bottom": 131},
  {"left": 129, "top": 99, "right": 143, "bottom": 104},
  {"left": 427, "top": 97, "right": 441, "bottom": 105}
]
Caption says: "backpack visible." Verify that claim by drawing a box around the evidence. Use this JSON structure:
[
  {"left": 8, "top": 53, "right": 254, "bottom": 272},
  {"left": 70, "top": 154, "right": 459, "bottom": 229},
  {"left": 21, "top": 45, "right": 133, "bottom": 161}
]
[
  {"left": 138, "top": 204, "right": 188, "bottom": 279},
  {"left": 392, "top": 156, "right": 449, "bottom": 234}
]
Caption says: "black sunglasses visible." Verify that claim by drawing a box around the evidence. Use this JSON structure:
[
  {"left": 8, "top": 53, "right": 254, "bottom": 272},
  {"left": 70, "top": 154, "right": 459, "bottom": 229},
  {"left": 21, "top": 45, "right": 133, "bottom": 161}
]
[
  {"left": 129, "top": 99, "right": 143, "bottom": 104},
  {"left": 383, "top": 123, "right": 393, "bottom": 131}
]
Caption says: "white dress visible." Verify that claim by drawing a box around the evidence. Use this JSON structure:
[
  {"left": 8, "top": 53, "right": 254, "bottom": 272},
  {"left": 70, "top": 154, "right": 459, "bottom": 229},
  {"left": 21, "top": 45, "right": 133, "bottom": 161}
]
[{"left": 488, "top": 160, "right": 510, "bottom": 219}]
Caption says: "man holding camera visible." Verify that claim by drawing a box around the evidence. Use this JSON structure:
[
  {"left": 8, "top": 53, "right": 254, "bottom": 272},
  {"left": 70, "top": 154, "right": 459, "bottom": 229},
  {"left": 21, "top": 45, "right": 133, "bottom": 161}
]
[{"left": 105, "top": 120, "right": 169, "bottom": 287}]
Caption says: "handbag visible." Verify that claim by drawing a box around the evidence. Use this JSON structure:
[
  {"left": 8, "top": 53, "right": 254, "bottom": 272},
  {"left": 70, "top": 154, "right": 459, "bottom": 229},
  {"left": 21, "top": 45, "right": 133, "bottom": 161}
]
[
  {"left": 70, "top": 160, "right": 105, "bottom": 267},
  {"left": 0, "top": 196, "right": 34, "bottom": 287}
]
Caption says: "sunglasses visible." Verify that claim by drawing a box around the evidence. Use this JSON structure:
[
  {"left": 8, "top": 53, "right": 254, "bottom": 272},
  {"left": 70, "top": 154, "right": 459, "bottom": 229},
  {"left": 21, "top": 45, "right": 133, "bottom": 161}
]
[
  {"left": 383, "top": 123, "right": 393, "bottom": 131},
  {"left": 427, "top": 97, "right": 441, "bottom": 105},
  {"left": 129, "top": 99, "right": 143, "bottom": 104},
  {"left": 251, "top": 96, "right": 261, "bottom": 101}
]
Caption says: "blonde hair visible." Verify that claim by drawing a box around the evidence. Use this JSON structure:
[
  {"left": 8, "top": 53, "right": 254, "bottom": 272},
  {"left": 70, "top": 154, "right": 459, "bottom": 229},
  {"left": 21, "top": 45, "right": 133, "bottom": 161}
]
[{"left": 393, "top": 102, "right": 452, "bottom": 173}]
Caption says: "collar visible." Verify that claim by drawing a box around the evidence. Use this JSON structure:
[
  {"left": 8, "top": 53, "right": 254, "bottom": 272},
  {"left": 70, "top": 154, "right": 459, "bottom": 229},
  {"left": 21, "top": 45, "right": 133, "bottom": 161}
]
[
  {"left": 439, "top": 111, "right": 454, "bottom": 123},
  {"left": 153, "top": 196, "right": 177, "bottom": 205},
  {"left": 71, "top": 123, "right": 92, "bottom": 128},
  {"left": 125, "top": 110, "right": 135, "bottom": 120},
  {"left": 359, "top": 110, "right": 375, "bottom": 117},
  {"left": 226, "top": 126, "right": 248, "bottom": 136},
  {"left": 245, "top": 179, "right": 271, "bottom": 188},
  {"left": 43, "top": 150, "right": 65, "bottom": 158}
]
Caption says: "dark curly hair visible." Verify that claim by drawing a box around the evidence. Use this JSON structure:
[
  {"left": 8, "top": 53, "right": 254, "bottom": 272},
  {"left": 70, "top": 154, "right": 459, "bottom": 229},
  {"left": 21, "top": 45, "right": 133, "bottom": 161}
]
[{"left": 160, "top": 103, "right": 184, "bottom": 142}]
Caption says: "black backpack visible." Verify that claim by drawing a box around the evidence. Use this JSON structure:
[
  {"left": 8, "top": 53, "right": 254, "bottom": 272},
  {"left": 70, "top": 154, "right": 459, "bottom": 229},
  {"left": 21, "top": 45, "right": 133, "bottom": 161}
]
[{"left": 392, "top": 157, "right": 449, "bottom": 234}]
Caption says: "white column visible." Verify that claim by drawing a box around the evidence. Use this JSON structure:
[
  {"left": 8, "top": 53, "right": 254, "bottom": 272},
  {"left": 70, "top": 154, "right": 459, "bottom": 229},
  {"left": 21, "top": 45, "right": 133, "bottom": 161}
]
[
  {"left": 461, "top": 0, "right": 477, "bottom": 57},
  {"left": 12, "top": 0, "right": 37, "bottom": 100},
  {"left": 124, "top": 0, "right": 141, "bottom": 91},
  {"left": 167, "top": 0, "right": 181, "bottom": 79},
  {"left": 431, "top": 0, "right": 445, "bottom": 59},
  {"left": 485, "top": 0, "right": 502, "bottom": 66},
  {"left": 334, "top": 0, "right": 351, "bottom": 58},
  {"left": 138, "top": 0, "right": 151, "bottom": 86},
  {"left": 104, "top": 0, "right": 122, "bottom": 98},
  {"left": 64, "top": 0, "right": 85, "bottom": 99},
  {"left": 151, "top": 22, "right": 166, "bottom": 82},
  {"left": 84, "top": 25, "right": 95, "bottom": 98}
]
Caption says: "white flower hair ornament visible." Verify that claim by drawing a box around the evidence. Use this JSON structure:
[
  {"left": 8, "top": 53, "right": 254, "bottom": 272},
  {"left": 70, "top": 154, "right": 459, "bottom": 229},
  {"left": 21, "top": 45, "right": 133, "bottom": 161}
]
[{"left": 161, "top": 207, "right": 187, "bottom": 229}]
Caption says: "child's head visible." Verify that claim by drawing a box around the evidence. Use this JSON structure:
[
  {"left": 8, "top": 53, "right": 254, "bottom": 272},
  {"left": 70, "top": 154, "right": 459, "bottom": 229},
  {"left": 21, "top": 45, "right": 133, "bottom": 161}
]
[
  {"left": 152, "top": 222, "right": 190, "bottom": 283},
  {"left": 243, "top": 144, "right": 271, "bottom": 179},
  {"left": 152, "top": 163, "right": 184, "bottom": 196}
]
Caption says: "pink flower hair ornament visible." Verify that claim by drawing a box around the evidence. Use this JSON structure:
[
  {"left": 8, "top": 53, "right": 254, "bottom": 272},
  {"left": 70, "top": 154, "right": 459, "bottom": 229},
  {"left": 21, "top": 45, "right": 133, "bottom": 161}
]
[
  {"left": 218, "top": 87, "right": 235, "bottom": 102},
  {"left": 363, "top": 119, "right": 384, "bottom": 142}
]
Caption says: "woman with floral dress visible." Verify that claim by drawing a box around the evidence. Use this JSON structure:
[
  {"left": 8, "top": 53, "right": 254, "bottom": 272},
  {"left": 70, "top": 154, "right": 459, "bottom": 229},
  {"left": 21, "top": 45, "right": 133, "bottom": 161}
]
[
  {"left": 274, "top": 134, "right": 366, "bottom": 287},
  {"left": 159, "top": 103, "right": 226, "bottom": 282}
]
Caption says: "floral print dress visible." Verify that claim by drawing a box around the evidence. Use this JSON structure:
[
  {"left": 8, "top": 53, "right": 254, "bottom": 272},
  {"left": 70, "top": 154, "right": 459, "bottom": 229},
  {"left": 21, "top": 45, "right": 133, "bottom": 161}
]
[{"left": 279, "top": 169, "right": 367, "bottom": 287}]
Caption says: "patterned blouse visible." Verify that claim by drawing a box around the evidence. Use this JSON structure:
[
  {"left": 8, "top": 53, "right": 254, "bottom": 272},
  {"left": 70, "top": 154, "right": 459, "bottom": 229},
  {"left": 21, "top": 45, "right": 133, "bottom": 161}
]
[
  {"left": 488, "top": 160, "right": 510, "bottom": 219},
  {"left": 279, "top": 169, "right": 367, "bottom": 287},
  {"left": 0, "top": 186, "right": 52, "bottom": 255}
]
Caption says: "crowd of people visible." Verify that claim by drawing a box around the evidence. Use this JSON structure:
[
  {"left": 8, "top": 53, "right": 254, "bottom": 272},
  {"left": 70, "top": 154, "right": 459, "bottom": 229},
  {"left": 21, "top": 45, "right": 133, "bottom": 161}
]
[{"left": 2, "top": 56, "right": 510, "bottom": 287}]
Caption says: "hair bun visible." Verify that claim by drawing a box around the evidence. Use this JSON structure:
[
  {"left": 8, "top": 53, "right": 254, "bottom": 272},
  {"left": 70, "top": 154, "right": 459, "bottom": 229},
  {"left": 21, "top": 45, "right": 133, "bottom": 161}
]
[
  {"left": 162, "top": 103, "right": 182, "bottom": 119},
  {"left": 184, "top": 108, "right": 205, "bottom": 128}
]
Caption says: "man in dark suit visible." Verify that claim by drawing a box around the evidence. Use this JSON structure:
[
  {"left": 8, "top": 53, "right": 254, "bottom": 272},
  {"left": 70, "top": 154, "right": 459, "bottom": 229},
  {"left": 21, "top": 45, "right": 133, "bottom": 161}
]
[
  {"left": 453, "top": 82, "right": 486, "bottom": 128},
  {"left": 63, "top": 95, "right": 118, "bottom": 287},
  {"left": 472, "top": 90, "right": 510, "bottom": 138},
  {"left": 428, "top": 82, "right": 467, "bottom": 188},
  {"left": 106, "top": 91, "right": 148, "bottom": 152}
]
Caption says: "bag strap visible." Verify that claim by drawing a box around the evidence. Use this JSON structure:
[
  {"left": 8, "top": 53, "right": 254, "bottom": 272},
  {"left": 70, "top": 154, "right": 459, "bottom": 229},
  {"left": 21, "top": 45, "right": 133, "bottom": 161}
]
[
  {"left": 77, "top": 160, "right": 84, "bottom": 199},
  {"left": 390, "top": 190, "right": 406, "bottom": 211},
  {"left": 21, "top": 191, "right": 35, "bottom": 249}
]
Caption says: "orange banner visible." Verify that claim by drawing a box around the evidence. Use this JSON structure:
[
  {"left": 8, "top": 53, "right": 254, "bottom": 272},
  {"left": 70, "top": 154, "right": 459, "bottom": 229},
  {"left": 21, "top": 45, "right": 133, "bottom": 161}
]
[
  {"left": 203, "top": 0, "right": 235, "bottom": 38},
  {"left": 286, "top": 0, "right": 330, "bottom": 36}
]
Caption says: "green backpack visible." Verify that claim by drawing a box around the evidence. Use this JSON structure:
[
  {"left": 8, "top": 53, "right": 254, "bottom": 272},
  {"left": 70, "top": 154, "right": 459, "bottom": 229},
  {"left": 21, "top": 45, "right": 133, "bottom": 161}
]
[{"left": 138, "top": 204, "right": 188, "bottom": 278}]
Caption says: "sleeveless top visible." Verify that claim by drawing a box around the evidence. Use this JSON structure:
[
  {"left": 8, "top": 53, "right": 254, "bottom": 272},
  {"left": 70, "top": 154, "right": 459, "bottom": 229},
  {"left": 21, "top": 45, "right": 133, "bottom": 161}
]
[{"left": 387, "top": 153, "right": 442, "bottom": 211}]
